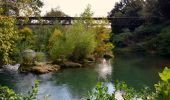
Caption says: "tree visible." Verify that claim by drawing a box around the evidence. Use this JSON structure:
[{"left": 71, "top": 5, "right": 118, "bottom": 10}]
[
  {"left": 44, "top": 7, "right": 68, "bottom": 17},
  {"left": 109, "top": 0, "right": 144, "bottom": 34},
  {"left": 80, "top": 4, "right": 94, "bottom": 28},
  {"left": 158, "top": 0, "right": 170, "bottom": 19},
  {"left": 0, "top": 0, "right": 43, "bottom": 16}
]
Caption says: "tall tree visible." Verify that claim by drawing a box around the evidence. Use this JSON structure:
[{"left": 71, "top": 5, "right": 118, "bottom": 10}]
[
  {"left": 44, "top": 7, "right": 68, "bottom": 17},
  {"left": 0, "top": 0, "right": 43, "bottom": 16},
  {"left": 109, "top": 0, "right": 144, "bottom": 33}
]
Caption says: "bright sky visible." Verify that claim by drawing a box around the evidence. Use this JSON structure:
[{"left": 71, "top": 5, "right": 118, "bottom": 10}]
[{"left": 41, "top": 0, "right": 120, "bottom": 17}]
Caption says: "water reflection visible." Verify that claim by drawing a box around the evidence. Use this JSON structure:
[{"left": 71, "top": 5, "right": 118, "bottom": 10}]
[{"left": 96, "top": 59, "right": 112, "bottom": 79}]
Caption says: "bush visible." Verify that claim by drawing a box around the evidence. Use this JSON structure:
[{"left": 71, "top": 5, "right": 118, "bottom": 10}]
[
  {"left": 95, "top": 26, "right": 114, "bottom": 57},
  {"left": 33, "top": 26, "right": 54, "bottom": 52},
  {"left": 0, "top": 16, "right": 19, "bottom": 65},
  {"left": 0, "top": 81, "right": 39, "bottom": 100},
  {"left": 50, "top": 21, "right": 97, "bottom": 61},
  {"left": 48, "top": 29, "right": 62, "bottom": 49},
  {"left": 157, "top": 26, "right": 170, "bottom": 56},
  {"left": 112, "top": 31, "right": 132, "bottom": 47},
  {"left": 35, "top": 52, "right": 46, "bottom": 62},
  {"left": 18, "top": 27, "right": 34, "bottom": 50}
]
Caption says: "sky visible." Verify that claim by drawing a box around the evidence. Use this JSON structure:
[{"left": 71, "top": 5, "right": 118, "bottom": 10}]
[{"left": 41, "top": 0, "right": 120, "bottom": 17}]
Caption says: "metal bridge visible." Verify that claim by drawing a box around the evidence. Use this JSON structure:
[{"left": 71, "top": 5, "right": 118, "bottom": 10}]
[{"left": 16, "top": 17, "right": 146, "bottom": 27}]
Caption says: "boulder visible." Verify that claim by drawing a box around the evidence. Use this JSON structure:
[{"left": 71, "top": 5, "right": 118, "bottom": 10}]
[
  {"left": 19, "top": 63, "right": 60, "bottom": 74},
  {"left": 32, "top": 64, "right": 60, "bottom": 74}
]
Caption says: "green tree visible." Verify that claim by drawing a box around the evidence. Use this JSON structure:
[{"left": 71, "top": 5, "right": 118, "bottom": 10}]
[
  {"left": 0, "top": 16, "right": 19, "bottom": 65},
  {"left": 44, "top": 7, "right": 67, "bottom": 17},
  {"left": 80, "top": 4, "right": 94, "bottom": 27},
  {"left": 0, "top": 0, "right": 43, "bottom": 16},
  {"left": 158, "top": 0, "right": 170, "bottom": 19},
  {"left": 109, "top": 0, "right": 144, "bottom": 33}
]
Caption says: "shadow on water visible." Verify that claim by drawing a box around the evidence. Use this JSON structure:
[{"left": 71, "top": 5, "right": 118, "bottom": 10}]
[{"left": 0, "top": 54, "right": 170, "bottom": 99}]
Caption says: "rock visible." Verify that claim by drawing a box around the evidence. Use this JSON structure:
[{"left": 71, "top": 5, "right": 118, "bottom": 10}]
[
  {"left": 2, "top": 64, "right": 20, "bottom": 72},
  {"left": 60, "top": 61, "right": 82, "bottom": 68},
  {"left": 19, "top": 63, "right": 60, "bottom": 74},
  {"left": 103, "top": 53, "right": 114, "bottom": 59}
]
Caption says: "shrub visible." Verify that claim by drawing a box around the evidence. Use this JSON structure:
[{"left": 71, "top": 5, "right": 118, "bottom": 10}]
[
  {"left": 33, "top": 26, "right": 54, "bottom": 52},
  {"left": 22, "top": 49, "right": 36, "bottom": 66},
  {"left": 48, "top": 29, "right": 62, "bottom": 49},
  {"left": 50, "top": 22, "right": 97, "bottom": 61},
  {"left": 0, "top": 16, "right": 19, "bottom": 65},
  {"left": 112, "top": 31, "right": 132, "bottom": 47},
  {"left": 70, "top": 22, "right": 97, "bottom": 60},
  {"left": 35, "top": 52, "right": 46, "bottom": 62},
  {"left": 155, "top": 67, "right": 170, "bottom": 100},
  {"left": 0, "top": 81, "right": 39, "bottom": 100},
  {"left": 95, "top": 26, "right": 114, "bottom": 57},
  {"left": 18, "top": 27, "right": 34, "bottom": 50},
  {"left": 157, "top": 26, "right": 170, "bottom": 56}
]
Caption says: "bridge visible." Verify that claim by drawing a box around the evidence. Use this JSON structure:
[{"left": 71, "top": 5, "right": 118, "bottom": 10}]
[{"left": 16, "top": 17, "right": 146, "bottom": 27}]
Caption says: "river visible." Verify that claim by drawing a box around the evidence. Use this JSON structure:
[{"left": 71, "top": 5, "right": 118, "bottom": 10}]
[{"left": 0, "top": 54, "right": 170, "bottom": 100}]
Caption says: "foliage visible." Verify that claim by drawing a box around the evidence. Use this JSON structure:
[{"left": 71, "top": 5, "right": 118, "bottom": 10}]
[
  {"left": 70, "top": 23, "right": 97, "bottom": 60},
  {"left": 0, "top": 16, "right": 19, "bottom": 65},
  {"left": 33, "top": 26, "right": 54, "bottom": 52},
  {"left": 44, "top": 7, "right": 68, "bottom": 17},
  {"left": 158, "top": 0, "right": 170, "bottom": 19},
  {"left": 94, "top": 26, "right": 114, "bottom": 57},
  {"left": 155, "top": 67, "right": 170, "bottom": 100},
  {"left": 22, "top": 49, "right": 36, "bottom": 66},
  {"left": 109, "top": 0, "right": 144, "bottom": 33},
  {"left": 50, "top": 21, "right": 97, "bottom": 61},
  {"left": 88, "top": 67, "right": 170, "bottom": 100},
  {"left": 18, "top": 27, "right": 34, "bottom": 50},
  {"left": 0, "top": 80, "right": 39, "bottom": 100},
  {"left": 157, "top": 26, "right": 170, "bottom": 56},
  {"left": 80, "top": 4, "right": 94, "bottom": 27},
  {"left": 88, "top": 82, "right": 115, "bottom": 100},
  {"left": 159, "top": 67, "right": 170, "bottom": 82},
  {"left": 35, "top": 52, "right": 46, "bottom": 62},
  {"left": 48, "top": 29, "right": 62, "bottom": 49},
  {"left": 112, "top": 30, "right": 132, "bottom": 47},
  {"left": 0, "top": 0, "right": 43, "bottom": 16}
]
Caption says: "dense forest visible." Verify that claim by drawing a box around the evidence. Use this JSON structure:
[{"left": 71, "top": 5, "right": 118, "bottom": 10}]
[{"left": 109, "top": 0, "right": 170, "bottom": 56}]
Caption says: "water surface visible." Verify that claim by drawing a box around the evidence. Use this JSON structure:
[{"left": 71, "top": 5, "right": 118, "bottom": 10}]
[{"left": 0, "top": 54, "right": 170, "bottom": 100}]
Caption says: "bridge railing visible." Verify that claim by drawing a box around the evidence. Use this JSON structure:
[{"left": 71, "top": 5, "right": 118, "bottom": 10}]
[{"left": 16, "top": 17, "right": 146, "bottom": 26}]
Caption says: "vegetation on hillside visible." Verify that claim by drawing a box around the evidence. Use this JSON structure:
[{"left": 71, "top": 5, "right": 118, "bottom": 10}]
[{"left": 109, "top": 0, "right": 170, "bottom": 55}]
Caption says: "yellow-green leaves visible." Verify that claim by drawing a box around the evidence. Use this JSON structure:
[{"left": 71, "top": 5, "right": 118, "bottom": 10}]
[
  {"left": 159, "top": 67, "right": 170, "bottom": 82},
  {"left": 0, "top": 16, "right": 18, "bottom": 64}
]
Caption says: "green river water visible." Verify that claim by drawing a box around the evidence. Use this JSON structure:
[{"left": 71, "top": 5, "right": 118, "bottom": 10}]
[{"left": 0, "top": 54, "right": 170, "bottom": 100}]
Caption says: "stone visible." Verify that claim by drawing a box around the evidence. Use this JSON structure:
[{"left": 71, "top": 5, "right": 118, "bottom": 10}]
[{"left": 19, "top": 63, "right": 60, "bottom": 74}]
